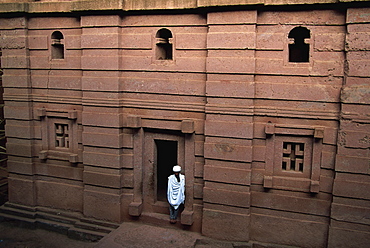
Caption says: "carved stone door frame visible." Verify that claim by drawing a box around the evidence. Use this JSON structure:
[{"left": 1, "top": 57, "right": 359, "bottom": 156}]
[
  {"left": 128, "top": 118, "right": 195, "bottom": 226},
  {"left": 142, "top": 131, "right": 185, "bottom": 213}
]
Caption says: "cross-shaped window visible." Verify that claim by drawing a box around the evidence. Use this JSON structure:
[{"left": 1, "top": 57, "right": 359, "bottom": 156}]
[
  {"left": 55, "top": 123, "right": 69, "bottom": 148},
  {"left": 282, "top": 142, "right": 304, "bottom": 172}
]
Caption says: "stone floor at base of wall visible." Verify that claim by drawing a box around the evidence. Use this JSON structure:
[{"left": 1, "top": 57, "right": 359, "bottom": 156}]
[
  {"left": 96, "top": 221, "right": 299, "bottom": 248},
  {"left": 1, "top": 218, "right": 300, "bottom": 248},
  {"left": 0, "top": 219, "right": 95, "bottom": 248}
]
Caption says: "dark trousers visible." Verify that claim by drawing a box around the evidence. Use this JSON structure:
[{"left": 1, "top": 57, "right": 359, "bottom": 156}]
[{"left": 169, "top": 204, "right": 180, "bottom": 220}]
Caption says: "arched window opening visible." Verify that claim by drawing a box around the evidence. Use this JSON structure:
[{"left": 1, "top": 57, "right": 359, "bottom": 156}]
[
  {"left": 155, "top": 29, "right": 173, "bottom": 60},
  {"left": 288, "top": 27, "right": 310, "bottom": 63},
  {"left": 51, "top": 31, "right": 64, "bottom": 60}
]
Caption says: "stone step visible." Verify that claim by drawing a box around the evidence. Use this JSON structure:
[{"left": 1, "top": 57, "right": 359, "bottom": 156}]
[
  {"left": 3, "top": 202, "right": 36, "bottom": 212},
  {"left": 0, "top": 204, "right": 36, "bottom": 219},
  {"left": 0, "top": 203, "right": 115, "bottom": 242},
  {"left": 74, "top": 220, "right": 115, "bottom": 234},
  {"left": 36, "top": 206, "right": 82, "bottom": 220},
  {"left": 35, "top": 214, "right": 110, "bottom": 241},
  {"left": 68, "top": 226, "right": 106, "bottom": 242},
  {"left": 194, "top": 238, "right": 235, "bottom": 248},
  {"left": 35, "top": 217, "right": 72, "bottom": 235},
  {"left": 79, "top": 216, "right": 120, "bottom": 230},
  {"left": 151, "top": 201, "right": 170, "bottom": 214},
  {"left": 36, "top": 210, "right": 77, "bottom": 226},
  {"left": 139, "top": 211, "right": 184, "bottom": 230},
  {"left": 0, "top": 212, "right": 36, "bottom": 227}
]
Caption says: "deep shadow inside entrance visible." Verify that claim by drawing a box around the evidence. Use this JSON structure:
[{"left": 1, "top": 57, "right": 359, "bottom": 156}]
[{"left": 156, "top": 140, "right": 178, "bottom": 202}]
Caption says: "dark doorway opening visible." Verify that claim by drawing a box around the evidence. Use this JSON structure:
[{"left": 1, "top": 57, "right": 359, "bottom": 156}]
[{"left": 156, "top": 140, "right": 178, "bottom": 202}]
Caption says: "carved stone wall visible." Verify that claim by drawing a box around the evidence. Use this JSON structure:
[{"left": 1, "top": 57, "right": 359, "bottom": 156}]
[
  {"left": 0, "top": 1, "right": 369, "bottom": 247},
  {"left": 328, "top": 7, "right": 370, "bottom": 248}
]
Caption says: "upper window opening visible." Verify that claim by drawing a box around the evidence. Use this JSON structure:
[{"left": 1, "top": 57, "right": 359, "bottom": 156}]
[
  {"left": 51, "top": 31, "right": 63, "bottom": 40},
  {"left": 155, "top": 29, "right": 173, "bottom": 60},
  {"left": 288, "top": 27, "right": 310, "bottom": 63},
  {"left": 51, "top": 31, "right": 64, "bottom": 60}
]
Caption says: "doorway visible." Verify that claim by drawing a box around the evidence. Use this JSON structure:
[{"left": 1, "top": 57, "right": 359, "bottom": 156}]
[
  {"left": 143, "top": 131, "right": 184, "bottom": 214},
  {"left": 155, "top": 140, "right": 178, "bottom": 202}
]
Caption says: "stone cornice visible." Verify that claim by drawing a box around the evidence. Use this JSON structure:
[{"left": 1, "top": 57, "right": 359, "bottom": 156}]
[{"left": 0, "top": 0, "right": 369, "bottom": 14}]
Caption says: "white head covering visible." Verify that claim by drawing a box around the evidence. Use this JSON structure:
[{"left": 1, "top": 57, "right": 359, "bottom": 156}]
[{"left": 173, "top": 165, "right": 181, "bottom": 172}]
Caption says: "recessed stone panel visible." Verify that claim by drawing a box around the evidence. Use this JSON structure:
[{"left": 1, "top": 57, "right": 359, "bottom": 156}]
[
  {"left": 6, "top": 142, "right": 32, "bottom": 157},
  {"left": 28, "top": 16, "right": 79, "bottom": 29},
  {"left": 83, "top": 189, "right": 122, "bottom": 222},
  {"left": 205, "top": 120, "right": 253, "bottom": 139},
  {"left": 315, "top": 33, "right": 346, "bottom": 51},
  {"left": 347, "top": 51, "right": 370, "bottom": 77},
  {"left": 82, "top": 32, "right": 119, "bottom": 49},
  {"left": 175, "top": 32, "right": 207, "bottom": 50},
  {"left": 331, "top": 202, "right": 370, "bottom": 225},
  {"left": 8, "top": 177, "right": 36, "bottom": 206},
  {"left": 255, "top": 82, "right": 341, "bottom": 102},
  {"left": 328, "top": 219, "right": 370, "bottom": 248},
  {"left": 207, "top": 10, "right": 257, "bottom": 24},
  {"left": 121, "top": 33, "right": 152, "bottom": 49},
  {"left": 0, "top": 16, "right": 26, "bottom": 30},
  {"left": 7, "top": 157, "right": 33, "bottom": 175},
  {"left": 28, "top": 35, "right": 48, "bottom": 50},
  {"left": 5, "top": 122, "right": 32, "bottom": 139},
  {"left": 36, "top": 180, "right": 83, "bottom": 212},
  {"left": 251, "top": 191, "right": 331, "bottom": 216},
  {"left": 83, "top": 171, "right": 122, "bottom": 188},
  {"left": 204, "top": 137, "right": 252, "bottom": 163},
  {"left": 256, "top": 31, "right": 285, "bottom": 50},
  {"left": 81, "top": 15, "right": 121, "bottom": 27},
  {"left": 336, "top": 155, "right": 369, "bottom": 174},
  {"left": 333, "top": 173, "right": 370, "bottom": 200},
  {"left": 207, "top": 30, "right": 255, "bottom": 49},
  {"left": 204, "top": 165, "right": 250, "bottom": 185},
  {"left": 206, "top": 80, "right": 254, "bottom": 98},
  {"left": 202, "top": 203, "right": 250, "bottom": 241},
  {"left": 257, "top": 9, "right": 345, "bottom": 25},
  {"left": 346, "top": 7, "right": 370, "bottom": 24},
  {"left": 251, "top": 208, "right": 329, "bottom": 247}
]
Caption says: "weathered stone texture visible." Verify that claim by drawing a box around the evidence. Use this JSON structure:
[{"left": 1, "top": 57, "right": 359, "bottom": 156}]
[
  {"left": 327, "top": 8, "right": 370, "bottom": 248},
  {"left": 36, "top": 180, "right": 83, "bottom": 211},
  {"left": 252, "top": 208, "right": 329, "bottom": 247},
  {"left": 328, "top": 220, "right": 370, "bottom": 248},
  {"left": 0, "top": 1, "right": 369, "bottom": 247},
  {"left": 202, "top": 203, "right": 250, "bottom": 241},
  {"left": 8, "top": 177, "right": 36, "bottom": 206},
  {"left": 83, "top": 187, "right": 124, "bottom": 222}
]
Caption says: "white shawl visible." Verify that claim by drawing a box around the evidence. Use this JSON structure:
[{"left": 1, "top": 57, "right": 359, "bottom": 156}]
[{"left": 167, "top": 174, "right": 185, "bottom": 209}]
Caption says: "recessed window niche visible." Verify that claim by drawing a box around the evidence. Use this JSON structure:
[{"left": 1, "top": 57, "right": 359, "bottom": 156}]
[
  {"left": 288, "top": 27, "right": 310, "bottom": 63},
  {"left": 37, "top": 108, "right": 80, "bottom": 164},
  {"left": 264, "top": 123, "right": 324, "bottom": 193},
  {"left": 51, "top": 31, "right": 65, "bottom": 60},
  {"left": 155, "top": 28, "right": 173, "bottom": 60}
]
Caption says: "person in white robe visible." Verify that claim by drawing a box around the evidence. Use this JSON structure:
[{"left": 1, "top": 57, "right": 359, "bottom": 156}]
[{"left": 167, "top": 165, "right": 185, "bottom": 224}]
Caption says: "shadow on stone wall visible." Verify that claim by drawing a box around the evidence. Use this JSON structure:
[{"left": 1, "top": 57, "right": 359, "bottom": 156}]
[{"left": 0, "top": 49, "right": 7, "bottom": 206}]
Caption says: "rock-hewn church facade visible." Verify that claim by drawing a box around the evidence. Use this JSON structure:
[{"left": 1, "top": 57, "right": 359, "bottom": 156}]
[{"left": 0, "top": 0, "right": 369, "bottom": 247}]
